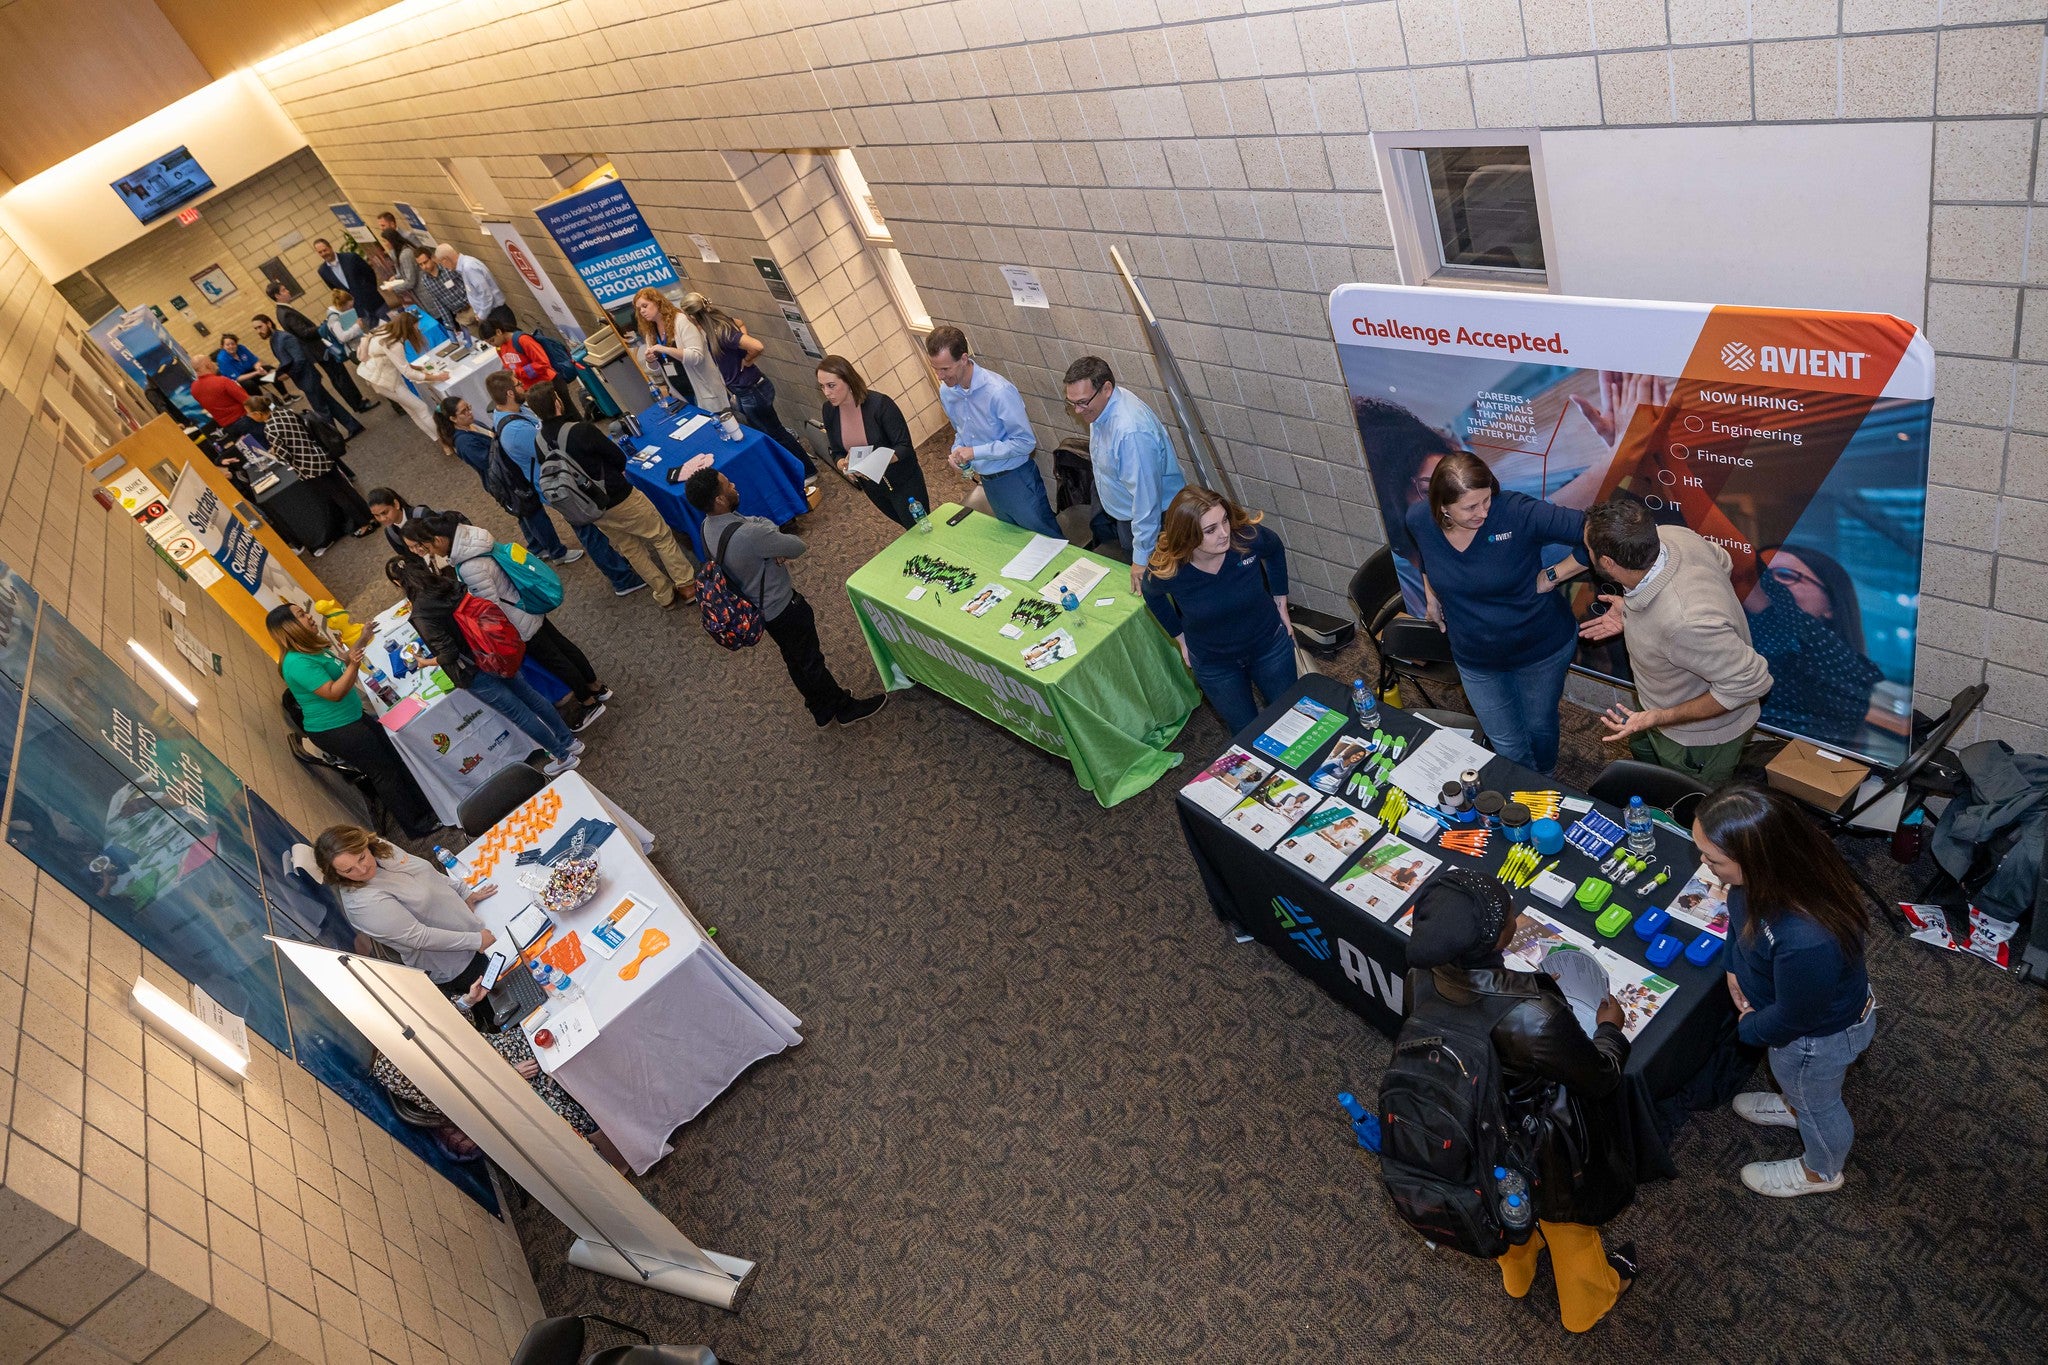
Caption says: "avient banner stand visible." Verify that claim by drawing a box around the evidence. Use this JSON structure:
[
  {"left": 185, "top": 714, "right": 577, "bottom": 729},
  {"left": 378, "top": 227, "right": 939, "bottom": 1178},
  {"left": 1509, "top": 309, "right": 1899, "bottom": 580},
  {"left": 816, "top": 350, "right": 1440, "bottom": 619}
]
[{"left": 269, "top": 938, "right": 756, "bottom": 1310}]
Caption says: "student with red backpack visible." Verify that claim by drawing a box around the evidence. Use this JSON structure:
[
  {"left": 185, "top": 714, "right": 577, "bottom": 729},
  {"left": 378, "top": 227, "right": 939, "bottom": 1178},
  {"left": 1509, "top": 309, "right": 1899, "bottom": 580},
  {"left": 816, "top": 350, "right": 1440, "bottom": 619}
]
[
  {"left": 395, "top": 560, "right": 582, "bottom": 775},
  {"left": 686, "top": 467, "right": 886, "bottom": 728},
  {"left": 1381, "top": 873, "right": 1639, "bottom": 1333},
  {"left": 404, "top": 510, "right": 611, "bottom": 728}
]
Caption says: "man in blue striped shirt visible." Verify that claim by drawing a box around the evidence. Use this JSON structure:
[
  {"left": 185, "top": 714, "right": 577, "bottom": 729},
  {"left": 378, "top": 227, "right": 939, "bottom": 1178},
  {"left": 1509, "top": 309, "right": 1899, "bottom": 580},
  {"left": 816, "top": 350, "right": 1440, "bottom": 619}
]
[
  {"left": 925, "top": 326, "right": 1063, "bottom": 538},
  {"left": 1063, "top": 356, "right": 1186, "bottom": 591}
]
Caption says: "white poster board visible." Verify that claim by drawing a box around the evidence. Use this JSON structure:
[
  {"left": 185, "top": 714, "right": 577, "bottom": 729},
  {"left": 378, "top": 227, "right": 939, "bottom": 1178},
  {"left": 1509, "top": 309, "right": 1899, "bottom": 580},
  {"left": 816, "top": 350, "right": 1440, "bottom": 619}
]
[
  {"left": 269, "top": 938, "right": 755, "bottom": 1307},
  {"left": 484, "top": 221, "right": 587, "bottom": 344}
]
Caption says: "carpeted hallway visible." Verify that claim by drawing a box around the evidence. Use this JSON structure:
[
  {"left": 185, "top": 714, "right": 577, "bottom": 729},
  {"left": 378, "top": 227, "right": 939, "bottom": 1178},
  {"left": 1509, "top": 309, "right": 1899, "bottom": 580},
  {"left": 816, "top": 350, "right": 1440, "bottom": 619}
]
[{"left": 313, "top": 398, "right": 2048, "bottom": 1363}]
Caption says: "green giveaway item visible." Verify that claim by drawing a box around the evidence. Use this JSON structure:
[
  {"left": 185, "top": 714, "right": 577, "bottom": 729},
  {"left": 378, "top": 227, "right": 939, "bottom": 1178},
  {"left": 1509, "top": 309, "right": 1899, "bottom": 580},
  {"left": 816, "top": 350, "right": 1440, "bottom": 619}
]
[
  {"left": 846, "top": 505, "right": 1199, "bottom": 807},
  {"left": 1595, "top": 904, "right": 1633, "bottom": 938},
  {"left": 1575, "top": 877, "right": 1611, "bottom": 915}
]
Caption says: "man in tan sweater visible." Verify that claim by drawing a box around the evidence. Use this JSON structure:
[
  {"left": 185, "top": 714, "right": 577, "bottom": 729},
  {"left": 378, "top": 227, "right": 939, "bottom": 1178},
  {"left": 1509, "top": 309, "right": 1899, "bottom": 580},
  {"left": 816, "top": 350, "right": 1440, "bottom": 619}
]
[{"left": 1579, "top": 498, "right": 1772, "bottom": 786}]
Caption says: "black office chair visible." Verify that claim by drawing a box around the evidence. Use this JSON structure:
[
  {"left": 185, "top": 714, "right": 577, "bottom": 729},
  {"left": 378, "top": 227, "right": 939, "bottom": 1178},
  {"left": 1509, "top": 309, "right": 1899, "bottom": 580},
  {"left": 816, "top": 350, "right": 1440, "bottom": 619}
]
[
  {"left": 1375, "top": 618, "right": 1462, "bottom": 708},
  {"left": 1347, "top": 546, "right": 1406, "bottom": 640},
  {"left": 508, "top": 1315, "right": 653, "bottom": 1365},
  {"left": 588, "top": 1348, "right": 717, "bottom": 1365},
  {"left": 1411, "top": 709, "right": 1487, "bottom": 749},
  {"left": 456, "top": 761, "right": 548, "bottom": 837},
  {"left": 1826, "top": 683, "right": 1986, "bottom": 832},
  {"left": 1589, "top": 758, "right": 1712, "bottom": 828}
]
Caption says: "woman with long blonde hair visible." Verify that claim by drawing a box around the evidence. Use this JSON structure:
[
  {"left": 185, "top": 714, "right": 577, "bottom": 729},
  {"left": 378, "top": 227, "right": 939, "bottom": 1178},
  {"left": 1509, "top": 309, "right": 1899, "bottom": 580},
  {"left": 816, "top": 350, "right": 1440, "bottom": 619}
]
[
  {"left": 354, "top": 309, "right": 439, "bottom": 439},
  {"left": 679, "top": 293, "right": 817, "bottom": 482},
  {"left": 632, "top": 287, "right": 726, "bottom": 411},
  {"left": 1141, "top": 486, "right": 1297, "bottom": 732}
]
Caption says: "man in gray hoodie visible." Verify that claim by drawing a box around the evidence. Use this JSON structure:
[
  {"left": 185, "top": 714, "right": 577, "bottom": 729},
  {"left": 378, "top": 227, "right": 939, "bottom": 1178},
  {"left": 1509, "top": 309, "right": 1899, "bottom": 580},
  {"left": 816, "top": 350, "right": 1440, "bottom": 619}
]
[
  {"left": 1580, "top": 497, "right": 1773, "bottom": 786},
  {"left": 686, "top": 469, "right": 886, "bottom": 728}
]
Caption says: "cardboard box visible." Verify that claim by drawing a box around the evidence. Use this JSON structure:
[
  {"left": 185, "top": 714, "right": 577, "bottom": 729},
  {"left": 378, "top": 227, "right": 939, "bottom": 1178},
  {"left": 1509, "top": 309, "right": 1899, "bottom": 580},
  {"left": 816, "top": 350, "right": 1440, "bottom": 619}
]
[{"left": 1766, "top": 739, "right": 1871, "bottom": 813}]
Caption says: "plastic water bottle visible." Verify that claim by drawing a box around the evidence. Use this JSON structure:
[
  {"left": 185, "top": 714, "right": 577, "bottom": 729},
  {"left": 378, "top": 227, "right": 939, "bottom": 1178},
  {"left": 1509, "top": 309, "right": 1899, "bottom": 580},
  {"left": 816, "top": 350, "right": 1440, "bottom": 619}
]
[
  {"left": 431, "top": 845, "right": 465, "bottom": 887},
  {"left": 908, "top": 497, "right": 932, "bottom": 534},
  {"left": 1352, "top": 677, "right": 1378, "bottom": 729},
  {"left": 1337, "top": 1092, "right": 1382, "bottom": 1152},
  {"left": 532, "top": 961, "right": 557, "bottom": 996},
  {"left": 1495, "top": 1167, "right": 1534, "bottom": 1231},
  {"left": 1060, "top": 587, "right": 1082, "bottom": 629},
  {"left": 1626, "top": 795, "right": 1655, "bottom": 855}
]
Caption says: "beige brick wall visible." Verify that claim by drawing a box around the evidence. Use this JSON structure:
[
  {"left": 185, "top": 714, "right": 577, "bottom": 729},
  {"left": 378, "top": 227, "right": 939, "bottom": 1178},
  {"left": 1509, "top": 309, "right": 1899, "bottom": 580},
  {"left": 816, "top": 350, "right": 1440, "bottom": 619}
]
[
  {"left": 0, "top": 215, "right": 543, "bottom": 1364},
  {"left": 253, "top": 0, "right": 2048, "bottom": 751},
  {"left": 91, "top": 149, "right": 363, "bottom": 361}
]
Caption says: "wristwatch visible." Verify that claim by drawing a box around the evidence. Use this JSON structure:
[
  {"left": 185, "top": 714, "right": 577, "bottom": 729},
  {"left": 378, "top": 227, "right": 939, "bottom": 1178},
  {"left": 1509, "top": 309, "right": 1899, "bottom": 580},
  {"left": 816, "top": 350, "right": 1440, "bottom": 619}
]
[{"left": 1545, "top": 565, "right": 1560, "bottom": 586}]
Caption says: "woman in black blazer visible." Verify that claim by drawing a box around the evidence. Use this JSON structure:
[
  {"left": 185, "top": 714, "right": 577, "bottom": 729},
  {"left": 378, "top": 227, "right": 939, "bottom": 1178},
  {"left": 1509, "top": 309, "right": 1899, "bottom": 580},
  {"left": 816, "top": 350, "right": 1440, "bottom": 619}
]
[{"left": 817, "top": 354, "right": 931, "bottom": 529}]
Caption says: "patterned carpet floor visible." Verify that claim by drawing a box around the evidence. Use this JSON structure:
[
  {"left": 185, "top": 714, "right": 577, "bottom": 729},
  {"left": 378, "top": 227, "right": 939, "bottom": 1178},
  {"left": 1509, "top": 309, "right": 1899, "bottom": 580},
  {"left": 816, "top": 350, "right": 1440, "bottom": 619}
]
[{"left": 318, "top": 401, "right": 2048, "bottom": 1363}]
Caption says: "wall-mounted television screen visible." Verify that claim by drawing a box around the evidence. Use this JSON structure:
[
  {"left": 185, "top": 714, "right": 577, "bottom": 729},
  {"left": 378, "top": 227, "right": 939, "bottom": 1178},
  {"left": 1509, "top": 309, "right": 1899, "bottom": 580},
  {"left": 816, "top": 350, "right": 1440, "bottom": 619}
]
[{"left": 110, "top": 147, "right": 215, "bottom": 225}]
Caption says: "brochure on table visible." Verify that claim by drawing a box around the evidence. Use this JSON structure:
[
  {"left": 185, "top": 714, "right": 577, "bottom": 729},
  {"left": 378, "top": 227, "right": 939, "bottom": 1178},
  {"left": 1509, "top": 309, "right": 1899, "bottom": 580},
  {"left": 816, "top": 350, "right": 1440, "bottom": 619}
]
[{"left": 1504, "top": 908, "right": 1679, "bottom": 1041}]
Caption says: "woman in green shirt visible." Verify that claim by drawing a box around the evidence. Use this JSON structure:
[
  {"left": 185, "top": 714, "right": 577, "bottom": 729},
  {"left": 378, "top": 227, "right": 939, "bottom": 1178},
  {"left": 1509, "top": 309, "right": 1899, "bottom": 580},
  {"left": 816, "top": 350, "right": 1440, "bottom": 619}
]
[{"left": 267, "top": 604, "right": 439, "bottom": 838}]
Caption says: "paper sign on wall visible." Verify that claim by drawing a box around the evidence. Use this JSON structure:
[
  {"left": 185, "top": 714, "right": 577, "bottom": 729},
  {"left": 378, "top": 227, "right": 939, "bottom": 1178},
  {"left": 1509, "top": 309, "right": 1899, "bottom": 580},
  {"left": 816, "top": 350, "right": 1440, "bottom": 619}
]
[
  {"left": 1001, "top": 265, "right": 1049, "bottom": 309},
  {"left": 688, "top": 233, "right": 719, "bottom": 263},
  {"left": 779, "top": 303, "right": 824, "bottom": 359}
]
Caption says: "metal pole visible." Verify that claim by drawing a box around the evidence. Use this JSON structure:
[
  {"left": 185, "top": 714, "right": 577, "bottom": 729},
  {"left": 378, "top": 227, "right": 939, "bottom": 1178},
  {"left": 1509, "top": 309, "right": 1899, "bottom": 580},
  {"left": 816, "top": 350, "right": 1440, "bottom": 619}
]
[
  {"left": 337, "top": 956, "right": 660, "bottom": 1281},
  {"left": 1108, "top": 244, "right": 1237, "bottom": 502}
]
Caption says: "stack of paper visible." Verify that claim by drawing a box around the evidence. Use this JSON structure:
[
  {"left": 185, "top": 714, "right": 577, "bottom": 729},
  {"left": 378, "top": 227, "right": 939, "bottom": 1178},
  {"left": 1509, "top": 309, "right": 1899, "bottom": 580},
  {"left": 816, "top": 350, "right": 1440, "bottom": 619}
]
[{"left": 1001, "top": 535, "right": 1068, "bottom": 581}]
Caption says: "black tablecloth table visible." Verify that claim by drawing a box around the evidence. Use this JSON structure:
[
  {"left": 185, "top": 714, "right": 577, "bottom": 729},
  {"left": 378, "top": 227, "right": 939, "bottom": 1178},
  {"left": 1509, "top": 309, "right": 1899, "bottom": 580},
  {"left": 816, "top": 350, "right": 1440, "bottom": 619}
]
[
  {"left": 253, "top": 468, "right": 339, "bottom": 550},
  {"left": 1176, "top": 673, "right": 1741, "bottom": 1177}
]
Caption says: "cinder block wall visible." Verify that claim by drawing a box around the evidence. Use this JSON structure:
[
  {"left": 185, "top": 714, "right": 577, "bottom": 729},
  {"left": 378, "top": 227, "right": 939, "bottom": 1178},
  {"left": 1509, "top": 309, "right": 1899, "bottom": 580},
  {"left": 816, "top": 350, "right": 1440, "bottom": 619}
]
[{"left": 0, "top": 221, "right": 544, "bottom": 1365}]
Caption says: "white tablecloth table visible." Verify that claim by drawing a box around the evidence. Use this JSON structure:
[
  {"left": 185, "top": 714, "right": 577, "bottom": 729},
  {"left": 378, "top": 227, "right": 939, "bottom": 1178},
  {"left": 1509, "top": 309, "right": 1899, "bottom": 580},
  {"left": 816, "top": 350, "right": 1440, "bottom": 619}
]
[
  {"left": 463, "top": 773, "right": 802, "bottom": 1173},
  {"left": 359, "top": 600, "right": 530, "bottom": 826},
  {"left": 421, "top": 342, "right": 505, "bottom": 414}
]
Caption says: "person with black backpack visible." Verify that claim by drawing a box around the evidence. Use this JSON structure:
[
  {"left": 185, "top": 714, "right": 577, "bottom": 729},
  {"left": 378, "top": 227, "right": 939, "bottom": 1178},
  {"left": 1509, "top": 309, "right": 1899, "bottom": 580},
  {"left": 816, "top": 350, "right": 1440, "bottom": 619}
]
[
  {"left": 486, "top": 371, "right": 644, "bottom": 589},
  {"left": 686, "top": 468, "right": 886, "bottom": 728},
  {"left": 1381, "top": 873, "right": 1638, "bottom": 1334},
  {"left": 528, "top": 381, "right": 698, "bottom": 609}
]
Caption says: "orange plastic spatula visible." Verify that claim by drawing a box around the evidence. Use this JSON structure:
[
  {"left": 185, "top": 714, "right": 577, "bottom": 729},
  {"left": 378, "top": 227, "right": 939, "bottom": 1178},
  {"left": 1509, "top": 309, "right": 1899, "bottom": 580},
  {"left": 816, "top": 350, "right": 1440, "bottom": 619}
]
[{"left": 618, "top": 927, "right": 670, "bottom": 981}]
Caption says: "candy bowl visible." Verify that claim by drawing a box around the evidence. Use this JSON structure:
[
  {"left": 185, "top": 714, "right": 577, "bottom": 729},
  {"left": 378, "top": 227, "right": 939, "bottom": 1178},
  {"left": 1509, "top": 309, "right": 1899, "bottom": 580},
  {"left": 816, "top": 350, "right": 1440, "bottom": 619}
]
[{"left": 537, "top": 855, "right": 601, "bottom": 916}]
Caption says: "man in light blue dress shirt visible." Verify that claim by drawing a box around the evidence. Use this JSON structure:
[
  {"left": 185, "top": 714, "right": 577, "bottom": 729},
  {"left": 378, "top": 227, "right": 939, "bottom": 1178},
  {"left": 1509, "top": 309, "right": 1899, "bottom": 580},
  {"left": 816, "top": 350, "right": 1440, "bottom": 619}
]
[
  {"left": 925, "top": 326, "right": 1063, "bottom": 538},
  {"left": 1063, "top": 356, "right": 1187, "bottom": 591}
]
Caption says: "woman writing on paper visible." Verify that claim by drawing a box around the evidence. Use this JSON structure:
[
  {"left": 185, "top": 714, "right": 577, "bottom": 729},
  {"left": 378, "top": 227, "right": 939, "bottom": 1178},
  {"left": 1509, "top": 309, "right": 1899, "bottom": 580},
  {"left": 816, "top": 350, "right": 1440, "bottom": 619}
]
[
  {"left": 631, "top": 287, "right": 722, "bottom": 412},
  {"left": 1405, "top": 452, "right": 1588, "bottom": 775},
  {"left": 817, "top": 354, "right": 928, "bottom": 529},
  {"left": 1141, "top": 487, "right": 1297, "bottom": 733},
  {"left": 315, "top": 824, "right": 500, "bottom": 1023}
]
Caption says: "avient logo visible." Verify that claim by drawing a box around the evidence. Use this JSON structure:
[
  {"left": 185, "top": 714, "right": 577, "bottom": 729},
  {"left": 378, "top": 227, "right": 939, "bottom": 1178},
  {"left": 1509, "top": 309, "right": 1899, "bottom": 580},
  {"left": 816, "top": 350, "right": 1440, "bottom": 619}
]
[
  {"left": 1272, "top": 895, "right": 1331, "bottom": 961},
  {"left": 1719, "top": 342, "right": 1756, "bottom": 372},
  {"left": 1723, "top": 340, "right": 1871, "bottom": 379}
]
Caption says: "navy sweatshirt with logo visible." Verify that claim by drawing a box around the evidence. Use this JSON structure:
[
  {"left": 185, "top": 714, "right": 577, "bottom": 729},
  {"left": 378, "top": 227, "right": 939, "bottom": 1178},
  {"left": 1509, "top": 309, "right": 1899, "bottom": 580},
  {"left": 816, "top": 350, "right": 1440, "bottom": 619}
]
[{"left": 1404, "top": 490, "right": 1585, "bottom": 671}]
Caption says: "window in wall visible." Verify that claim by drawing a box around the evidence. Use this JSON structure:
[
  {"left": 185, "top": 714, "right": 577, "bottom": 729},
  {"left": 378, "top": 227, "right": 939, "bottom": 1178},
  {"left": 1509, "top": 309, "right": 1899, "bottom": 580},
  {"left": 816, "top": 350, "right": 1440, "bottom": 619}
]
[
  {"left": 438, "top": 156, "right": 511, "bottom": 216},
  {"left": 541, "top": 155, "right": 616, "bottom": 197},
  {"left": 825, "top": 149, "right": 932, "bottom": 331},
  {"left": 1373, "top": 132, "right": 1554, "bottom": 291}
]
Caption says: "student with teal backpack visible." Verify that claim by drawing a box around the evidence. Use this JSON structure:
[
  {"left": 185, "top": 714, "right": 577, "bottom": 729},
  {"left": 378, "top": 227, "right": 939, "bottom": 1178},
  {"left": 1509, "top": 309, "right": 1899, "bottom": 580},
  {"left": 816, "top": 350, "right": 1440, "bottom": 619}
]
[{"left": 404, "top": 510, "right": 613, "bottom": 730}]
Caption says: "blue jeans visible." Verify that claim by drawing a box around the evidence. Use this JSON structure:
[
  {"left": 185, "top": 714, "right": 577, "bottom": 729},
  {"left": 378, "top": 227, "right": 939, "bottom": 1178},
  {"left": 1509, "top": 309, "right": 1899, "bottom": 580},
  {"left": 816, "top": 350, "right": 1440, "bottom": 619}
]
[
  {"left": 731, "top": 378, "right": 816, "bottom": 474},
  {"left": 1769, "top": 1002, "right": 1876, "bottom": 1180},
  {"left": 466, "top": 668, "right": 573, "bottom": 759},
  {"left": 1088, "top": 510, "right": 1134, "bottom": 560},
  {"left": 573, "top": 522, "right": 644, "bottom": 592},
  {"left": 1454, "top": 631, "right": 1578, "bottom": 775},
  {"left": 979, "top": 459, "right": 1063, "bottom": 538},
  {"left": 1191, "top": 626, "right": 1300, "bottom": 734},
  {"left": 518, "top": 508, "right": 567, "bottom": 559}
]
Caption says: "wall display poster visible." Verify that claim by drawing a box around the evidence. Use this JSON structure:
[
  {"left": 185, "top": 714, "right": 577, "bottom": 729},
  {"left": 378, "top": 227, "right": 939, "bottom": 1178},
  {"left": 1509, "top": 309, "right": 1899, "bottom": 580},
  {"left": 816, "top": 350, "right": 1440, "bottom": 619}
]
[
  {"left": 482, "top": 221, "right": 586, "bottom": 344},
  {"left": 190, "top": 264, "right": 235, "bottom": 304},
  {"left": 1329, "top": 283, "right": 1934, "bottom": 766},
  {"left": 532, "top": 179, "right": 681, "bottom": 310},
  {"left": 752, "top": 257, "right": 795, "bottom": 303},
  {"left": 394, "top": 202, "right": 428, "bottom": 234},
  {"left": 779, "top": 303, "right": 824, "bottom": 359},
  {"left": 1001, "top": 264, "right": 1050, "bottom": 309}
]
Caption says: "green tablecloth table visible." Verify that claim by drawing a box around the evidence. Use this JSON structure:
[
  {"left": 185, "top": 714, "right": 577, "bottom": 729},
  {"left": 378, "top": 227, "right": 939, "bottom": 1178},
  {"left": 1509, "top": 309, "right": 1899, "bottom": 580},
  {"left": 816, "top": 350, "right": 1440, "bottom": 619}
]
[{"left": 845, "top": 505, "right": 1200, "bottom": 806}]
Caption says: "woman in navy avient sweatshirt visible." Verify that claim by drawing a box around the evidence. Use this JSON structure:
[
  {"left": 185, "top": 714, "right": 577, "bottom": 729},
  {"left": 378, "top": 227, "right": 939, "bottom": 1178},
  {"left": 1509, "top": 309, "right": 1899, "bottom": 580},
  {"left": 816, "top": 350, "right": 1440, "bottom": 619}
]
[{"left": 1402, "top": 452, "right": 1589, "bottom": 773}]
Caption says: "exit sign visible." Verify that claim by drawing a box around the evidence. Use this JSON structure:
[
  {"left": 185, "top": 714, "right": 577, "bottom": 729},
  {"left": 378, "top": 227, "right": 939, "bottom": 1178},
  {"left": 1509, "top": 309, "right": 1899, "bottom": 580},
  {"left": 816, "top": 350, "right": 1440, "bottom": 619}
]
[{"left": 176, "top": 207, "right": 200, "bottom": 225}]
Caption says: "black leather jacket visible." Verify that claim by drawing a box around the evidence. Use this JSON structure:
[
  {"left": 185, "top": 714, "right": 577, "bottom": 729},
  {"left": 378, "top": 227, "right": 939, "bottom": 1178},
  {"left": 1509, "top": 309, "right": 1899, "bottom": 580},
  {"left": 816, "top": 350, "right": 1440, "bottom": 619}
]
[
  {"left": 406, "top": 575, "right": 478, "bottom": 689},
  {"left": 1429, "top": 964, "right": 1637, "bottom": 1227}
]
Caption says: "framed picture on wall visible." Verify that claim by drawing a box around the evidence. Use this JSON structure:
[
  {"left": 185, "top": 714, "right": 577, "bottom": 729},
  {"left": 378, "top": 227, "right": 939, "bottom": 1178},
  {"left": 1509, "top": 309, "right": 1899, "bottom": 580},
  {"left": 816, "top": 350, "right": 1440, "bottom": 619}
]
[{"left": 190, "top": 264, "right": 235, "bottom": 304}]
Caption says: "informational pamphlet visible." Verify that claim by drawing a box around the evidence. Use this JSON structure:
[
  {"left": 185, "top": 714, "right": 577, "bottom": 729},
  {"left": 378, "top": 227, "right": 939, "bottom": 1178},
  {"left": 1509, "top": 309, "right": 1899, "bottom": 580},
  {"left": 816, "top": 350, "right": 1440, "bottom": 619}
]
[
  {"left": 1039, "top": 558, "right": 1108, "bottom": 605},
  {"left": 1502, "top": 909, "right": 1678, "bottom": 1041},
  {"left": 1272, "top": 800, "right": 1380, "bottom": 881},
  {"left": 1181, "top": 747, "right": 1276, "bottom": 817},
  {"left": 1332, "top": 866, "right": 1416, "bottom": 930},
  {"left": 1252, "top": 697, "right": 1347, "bottom": 767},
  {"left": 1307, "top": 734, "right": 1372, "bottom": 794},
  {"left": 1665, "top": 869, "right": 1730, "bottom": 937},
  {"left": 1000, "top": 534, "right": 1067, "bottom": 581},
  {"left": 1224, "top": 773, "right": 1323, "bottom": 849},
  {"left": 846, "top": 445, "right": 895, "bottom": 483},
  {"left": 1021, "top": 628, "right": 1077, "bottom": 671},
  {"left": 961, "top": 584, "right": 1011, "bottom": 617},
  {"left": 1350, "top": 835, "right": 1441, "bottom": 897},
  {"left": 1388, "top": 727, "right": 1497, "bottom": 804},
  {"left": 527, "top": 996, "right": 601, "bottom": 1069}
]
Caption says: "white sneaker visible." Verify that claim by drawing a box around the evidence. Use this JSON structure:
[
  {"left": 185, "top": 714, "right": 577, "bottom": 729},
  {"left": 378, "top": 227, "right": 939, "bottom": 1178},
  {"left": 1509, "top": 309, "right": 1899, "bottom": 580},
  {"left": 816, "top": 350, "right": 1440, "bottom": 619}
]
[
  {"left": 566, "top": 738, "right": 586, "bottom": 757},
  {"left": 553, "top": 548, "right": 586, "bottom": 565},
  {"left": 1741, "top": 1157, "right": 1842, "bottom": 1198},
  {"left": 543, "top": 753, "right": 580, "bottom": 776},
  {"left": 1733, "top": 1092, "right": 1800, "bottom": 1129}
]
